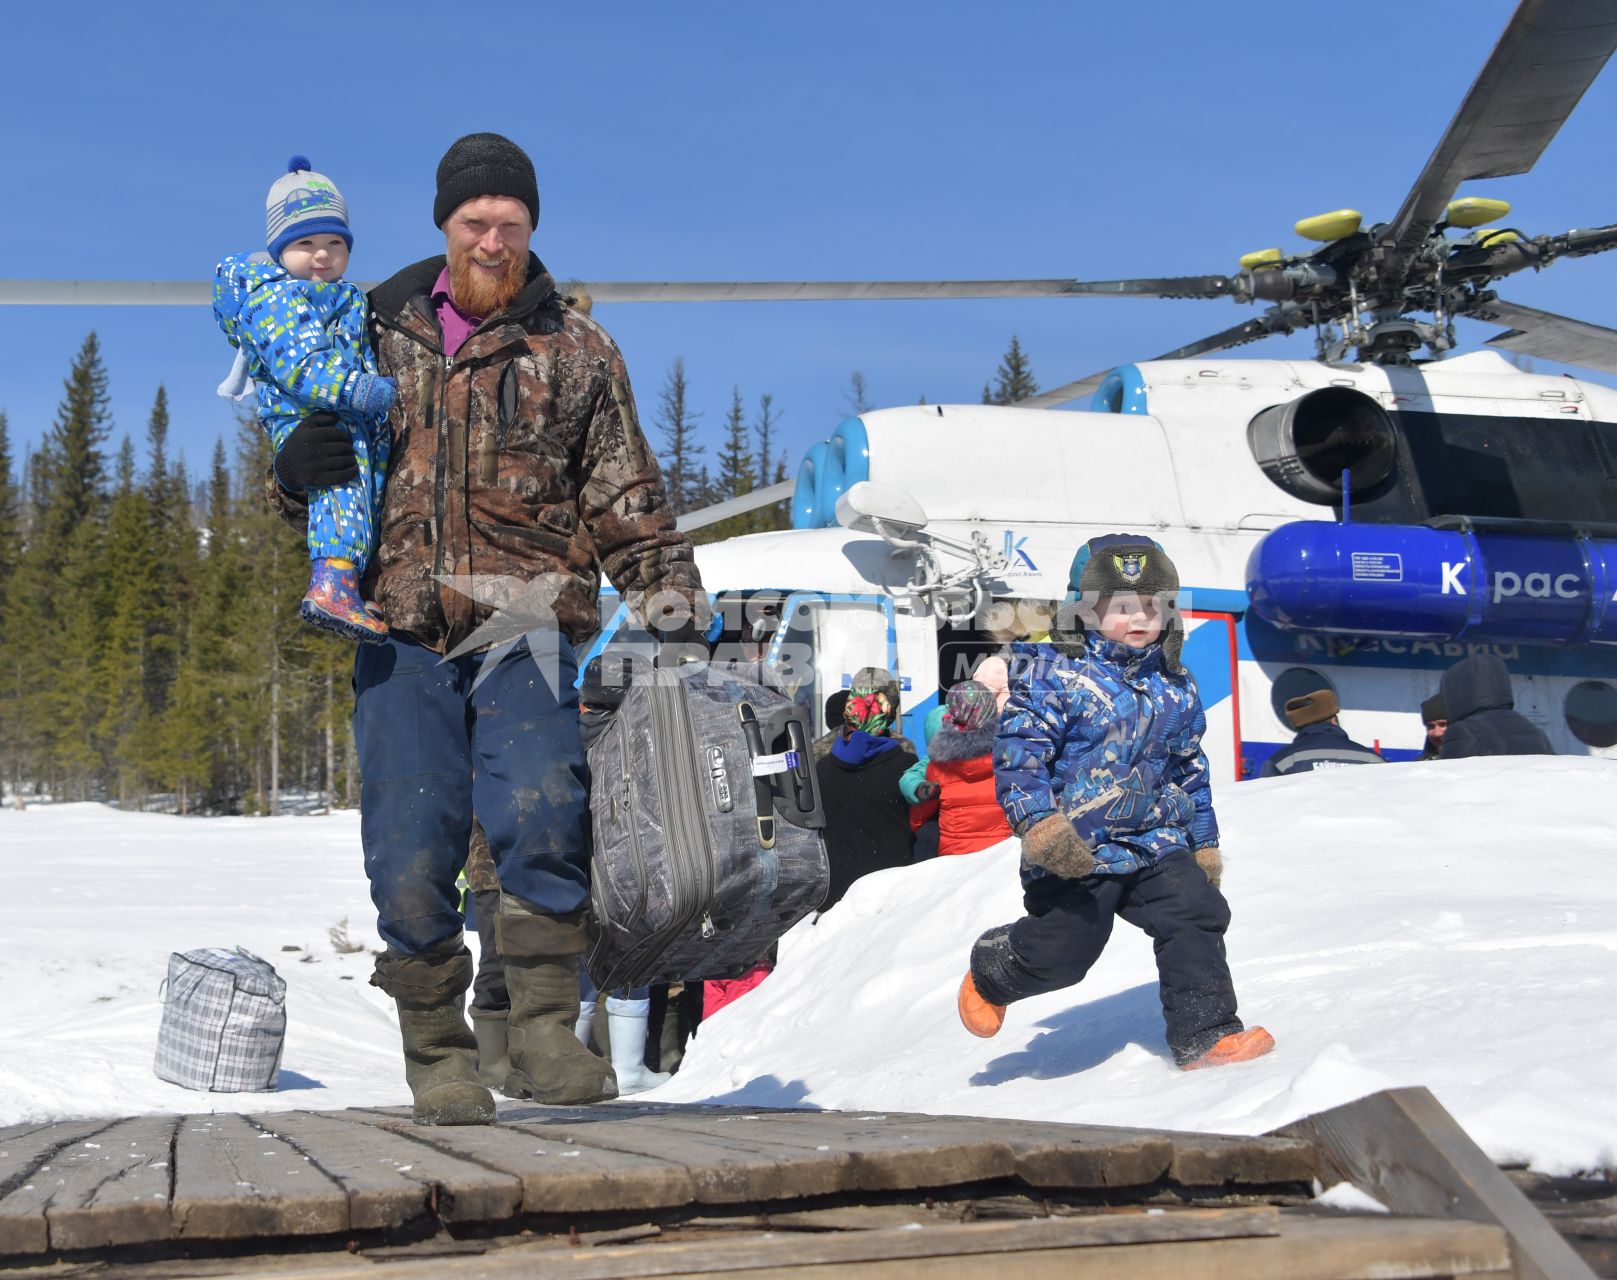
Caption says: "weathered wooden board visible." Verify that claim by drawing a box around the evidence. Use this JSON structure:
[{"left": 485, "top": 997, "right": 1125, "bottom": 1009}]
[
  {"left": 643, "top": 1110, "right": 1019, "bottom": 1194},
  {"left": 0, "top": 1115, "right": 176, "bottom": 1253},
  {"left": 0, "top": 1118, "right": 118, "bottom": 1255},
  {"left": 171, "top": 1114, "right": 347, "bottom": 1241},
  {"left": 1280, "top": 1092, "right": 1597, "bottom": 1280},
  {"left": 251, "top": 1109, "right": 522, "bottom": 1229},
  {"left": 344, "top": 1109, "right": 697, "bottom": 1215},
  {"left": 1276, "top": 1085, "right": 1597, "bottom": 1280},
  {"left": 201, "top": 1212, "right": 1513, "bottom": 1280},
  {"left": 1163, "top": 1128, "right": 1319, "bottom": 1188},
  {"left": 506, "top": 1113, "right": 852, "bottom": 1204}
]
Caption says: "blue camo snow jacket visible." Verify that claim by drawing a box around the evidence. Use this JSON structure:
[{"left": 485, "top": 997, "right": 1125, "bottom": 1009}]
[
  {"left": 212, "top": 254, "right": 383, "bottom": 439},
  {"left": 994, "top": 633, "right": 1219, "bottom": 881}
]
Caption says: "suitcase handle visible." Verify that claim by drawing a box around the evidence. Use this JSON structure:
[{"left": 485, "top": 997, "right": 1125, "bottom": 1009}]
[{"left": 736, "top": 701, "right": 778, "bottom": 849}]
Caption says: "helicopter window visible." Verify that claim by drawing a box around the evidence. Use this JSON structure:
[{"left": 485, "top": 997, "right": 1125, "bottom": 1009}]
[
  {"left": 769, "top": 596, "right": 893, "bottom": 735},
  {"left": 1565, "top": 680, "right": 1617, "bottom": 749},
  {"left": 1268, "top": 667, "right": 1336, "bottom": 725}
]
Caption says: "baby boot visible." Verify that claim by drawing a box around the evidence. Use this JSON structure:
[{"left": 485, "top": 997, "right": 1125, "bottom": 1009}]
[{"left": 300, "top": 558, "right": 388, "bottom": 644}]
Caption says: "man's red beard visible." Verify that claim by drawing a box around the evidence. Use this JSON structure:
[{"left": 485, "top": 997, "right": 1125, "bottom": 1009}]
[{"left": 448, "top": 245, "right": 527, "bottom": 317}]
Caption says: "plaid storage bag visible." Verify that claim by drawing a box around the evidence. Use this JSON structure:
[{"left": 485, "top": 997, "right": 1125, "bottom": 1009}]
[{"left": 153, "top": 947, "right": 286, "bottom": 1091}]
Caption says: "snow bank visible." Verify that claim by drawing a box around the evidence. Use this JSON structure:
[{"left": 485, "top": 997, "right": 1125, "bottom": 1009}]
[
  {"left": 0, "top": 806, "right": 406, "bottom": 1123},
  {"left": 655, "top": 757, "right": 1617, "bottom": 1176},
  {"left": 3, "top": 758, "right": 1614, "bottom": 1175}
]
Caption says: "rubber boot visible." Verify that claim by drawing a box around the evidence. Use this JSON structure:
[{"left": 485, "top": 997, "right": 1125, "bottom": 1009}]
[
  {"left": 371, "top": 944, "right": 495, "bottom": 1126},
  {"left": 1180, "top": 1026, "right": 1275, "bottom": 1071},
  {"left": 607, "top": 998, "right": 671, "bottom": 1095},
  {"left": 957, "top": 971, "right": 1006, "bottom": 1039},
  {"left": 471, "top": 1011, "right": 512, "bottom": 1093},
  {"left": 300, "top": 558, "right": 388, "bottom": 645},
  {"left": 496, "top": 897, "right": 617, "bottom": 1105}
]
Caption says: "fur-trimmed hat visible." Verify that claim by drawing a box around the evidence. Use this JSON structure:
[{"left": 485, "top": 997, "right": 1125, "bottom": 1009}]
[
  {"left": 1060, "top": 533, "right": 1184, "bottom": 673},
  {"left": 1284, "top": 689, "right": 1339, "bottom": 729}
]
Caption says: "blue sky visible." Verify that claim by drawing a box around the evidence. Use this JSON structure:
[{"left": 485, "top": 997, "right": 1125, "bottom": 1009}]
[{"left": 4, "top": 0, "right": 1616, "bottom": 492}]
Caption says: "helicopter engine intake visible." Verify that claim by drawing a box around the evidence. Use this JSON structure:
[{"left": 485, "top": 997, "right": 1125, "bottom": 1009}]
[{"left": 1246, "top": 387, "right": 1398, "bottom": 505}]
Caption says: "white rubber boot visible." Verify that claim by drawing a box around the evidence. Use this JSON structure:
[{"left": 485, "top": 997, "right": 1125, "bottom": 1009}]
[
  {"left": 575, "top": 998, "right": 598, "bottom": 1048},
  {"left": 606, "top": 997, "right": 671, "bottom": 1095}
]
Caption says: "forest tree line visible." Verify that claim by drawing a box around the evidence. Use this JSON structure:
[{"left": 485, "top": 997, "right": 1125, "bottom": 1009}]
[{"left": 0, "top": 332, "right": 1038, "bottom": 813}]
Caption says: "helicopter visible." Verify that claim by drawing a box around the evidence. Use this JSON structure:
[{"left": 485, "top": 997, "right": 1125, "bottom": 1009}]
[{"left": 4, "top": 0, "right": 1617, "bottom": 774}]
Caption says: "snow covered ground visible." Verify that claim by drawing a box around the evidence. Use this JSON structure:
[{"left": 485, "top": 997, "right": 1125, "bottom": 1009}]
[{"left": 3, "top": 757, "right": 1614, "bottom": 1175}]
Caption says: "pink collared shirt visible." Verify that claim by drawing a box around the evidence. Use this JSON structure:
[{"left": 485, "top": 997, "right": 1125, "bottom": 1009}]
[{"left": 430, "top": 267, "right": 481, "bottom": 357}]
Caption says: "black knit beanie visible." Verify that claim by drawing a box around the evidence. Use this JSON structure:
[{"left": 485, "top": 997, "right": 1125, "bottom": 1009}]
[{"left": 434, "top": 132, "right": 540, "bottom": 229}]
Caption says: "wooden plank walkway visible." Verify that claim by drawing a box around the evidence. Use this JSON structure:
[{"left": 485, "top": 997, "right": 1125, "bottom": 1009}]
[{"left": 0, "top": 1102, "right": 1319, "bottom": 1262}]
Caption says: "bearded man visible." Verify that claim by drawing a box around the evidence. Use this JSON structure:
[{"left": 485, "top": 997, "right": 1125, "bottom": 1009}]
[{"left": 269, "top": 133, "right": 706, "bottom": 1124}]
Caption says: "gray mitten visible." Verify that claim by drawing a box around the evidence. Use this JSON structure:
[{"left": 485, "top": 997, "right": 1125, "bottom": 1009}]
[{"left": 1020, "top": 813, "right": 1096, "bottom": 879}]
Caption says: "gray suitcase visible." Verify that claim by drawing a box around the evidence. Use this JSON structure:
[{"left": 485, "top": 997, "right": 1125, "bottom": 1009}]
[{"left": 585, "top": 663, "right": 828, "bottom": 991}]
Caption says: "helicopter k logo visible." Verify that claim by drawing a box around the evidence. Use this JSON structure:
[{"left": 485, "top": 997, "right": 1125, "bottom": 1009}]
[{"left": 1003, "top": 531, "right": 1036, "bottom": 571}]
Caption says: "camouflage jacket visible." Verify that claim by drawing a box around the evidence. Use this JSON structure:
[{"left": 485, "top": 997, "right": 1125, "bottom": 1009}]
[{"left": 268, "top": 254, "right": 704, "bottom": 653}]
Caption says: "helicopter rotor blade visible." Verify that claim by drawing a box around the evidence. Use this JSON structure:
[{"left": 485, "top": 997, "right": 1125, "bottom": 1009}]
[
  {"left": 1013, "top": 372, "right": 1109, "bottom": 410},
  {"left": 675, "top": 480, "right": 796, "bottom": 533},
  {"left": 0, "top": 280, "right": 216, "bottom": 305},
  {"left": 583, "top": 278, "right": 1241, "bottom": 303},
  {"left": 1152, "top": 311, "right": 1298, "bottom": 362},
  {"left": 0, "top": 276, "right": 1244, "bottom": 307},
  {"left": 1471, "top": 297, "right": 1617, "bottom": 375},
  {"left": 1384, "top": 0, "right": 1617, "bottom": 261}
]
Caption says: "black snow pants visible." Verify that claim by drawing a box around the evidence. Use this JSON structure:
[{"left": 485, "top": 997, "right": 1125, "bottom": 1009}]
[{"left": 969, "top": 850, "right": 1241, "bottom": 1065}]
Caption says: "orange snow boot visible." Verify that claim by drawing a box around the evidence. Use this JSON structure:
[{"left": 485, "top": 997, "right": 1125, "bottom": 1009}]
[
  {"left": 1180, "top": 1026, "right": 1275, "bottom": 1071},
  {"left": 957, "top": 971, "right": 1005, "bottom": 1038}
]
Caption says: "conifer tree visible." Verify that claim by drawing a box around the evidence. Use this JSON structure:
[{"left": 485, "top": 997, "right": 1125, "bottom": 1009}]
[
  {"left": 655, "top": 357, "right": 704, "bottom": 515},
  {"left": 0, "top": 413, "right": 17, "bottom": 606},
  {"left": 843, "top": 371, "right": 872, "bottom": 416},
  {"left": 692, "top": 388, "right": 760, "bottom": 544},
  {"left": 98, "top": 438, "right": 157, "bottom": 805},
  {"left": 18, "top": 333, "right": 115, "bottom": 797},
  {"left": 753, "top": 394, "right": 780, "bottom": 489},
  {"left": 717, "top": 387, "right": 754, "bottom": 500},
  {"left": 37, "top": 332, "right": 112, "bottom": 545},
  {"left": 986, "top": 335, "right": 1039, "bottom": 405},
  {"left": 142, "top": 386, "right": 192, "bottom": 719}
]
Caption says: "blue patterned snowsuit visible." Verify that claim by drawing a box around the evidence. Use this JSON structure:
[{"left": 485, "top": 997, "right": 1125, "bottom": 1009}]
[
  {"left": 994, "top": 634, "right": 1219, "bottom": 880},
  {"left": 972, "top": 633, "right": 1244, "bottom": 1064},
  {"left": 213, "top": 254, "right": 390, "bottom": 568}
]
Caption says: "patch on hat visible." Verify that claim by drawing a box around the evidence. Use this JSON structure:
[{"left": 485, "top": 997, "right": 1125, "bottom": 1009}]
[{"left": 1113, "top": 552, "right": 1147, "bottom": 585}]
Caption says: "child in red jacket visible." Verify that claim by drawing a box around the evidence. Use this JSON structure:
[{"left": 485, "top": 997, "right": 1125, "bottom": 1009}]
[{"left": 909, "top": 681, "right": 1012, "bottom": 855}]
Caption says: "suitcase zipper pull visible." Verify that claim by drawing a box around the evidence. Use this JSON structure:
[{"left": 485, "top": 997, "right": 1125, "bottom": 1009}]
[{"left": 700, "top": 912, "right": 717, "bottom": 940}]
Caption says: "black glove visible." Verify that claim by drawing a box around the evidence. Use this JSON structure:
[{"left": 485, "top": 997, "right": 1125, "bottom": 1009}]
[
  {"left": 272, "top": 412, "right": 359, "bottom": 492},
  {"left": 913, "top": 781, "right": 940, "bottom": 802}
]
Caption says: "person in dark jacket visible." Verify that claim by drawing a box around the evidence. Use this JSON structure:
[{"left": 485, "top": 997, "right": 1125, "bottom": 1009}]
[
  {"left": 1258, "top": 690, "right": 1385, "bottom": 776},
  {"left": 815, "top": 669, "right": 918, "bottom": 910},
  {"left": 267, "top": 134, "right": 705, "bottom": 1126},
  {"left": 1418, "top": 693, "right": 1448, "bottom": 761},
  {"left": 811, "top": 690, "right": 851, "bottom": 763},
  {"left": 1438, "top": 654, "right": 1555, "bottom": 759}
]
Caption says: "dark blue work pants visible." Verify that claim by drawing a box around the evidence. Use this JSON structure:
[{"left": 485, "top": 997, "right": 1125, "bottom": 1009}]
[{"left": 353, "top": 631, "right": 589, "bottom": 955}]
